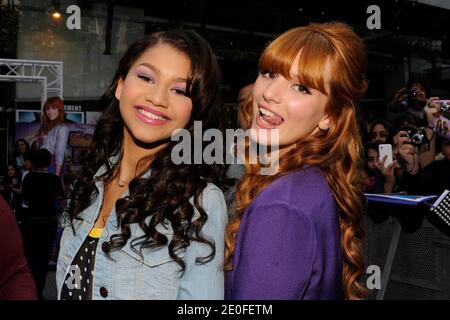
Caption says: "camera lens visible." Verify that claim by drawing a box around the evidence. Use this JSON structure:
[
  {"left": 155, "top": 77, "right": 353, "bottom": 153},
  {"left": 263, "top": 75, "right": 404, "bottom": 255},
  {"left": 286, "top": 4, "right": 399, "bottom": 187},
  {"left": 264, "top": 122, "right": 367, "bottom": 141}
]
[
  {"left": 441, "top": 102, "right": 450, "bottom": 112},
  {"left": 412, "top": 133, "right": 423, "bottom": 144}
]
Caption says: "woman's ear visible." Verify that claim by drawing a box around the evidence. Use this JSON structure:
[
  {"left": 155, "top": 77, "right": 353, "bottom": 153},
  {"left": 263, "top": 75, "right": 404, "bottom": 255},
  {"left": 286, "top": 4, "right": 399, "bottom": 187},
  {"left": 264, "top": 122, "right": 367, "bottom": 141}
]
[
  {"left": 318, "top": 116, "right": 331, "bottom": 131},
  {"left": 115, "top": 78, "right": 124, "bottom": 100}
]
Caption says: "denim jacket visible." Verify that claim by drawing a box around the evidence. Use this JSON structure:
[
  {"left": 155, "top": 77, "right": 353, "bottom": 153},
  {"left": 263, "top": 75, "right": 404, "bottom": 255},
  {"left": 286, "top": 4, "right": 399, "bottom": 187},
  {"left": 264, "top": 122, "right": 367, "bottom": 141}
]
[{"left": 56, "top": 161, "right": 227, "bottom": 300}]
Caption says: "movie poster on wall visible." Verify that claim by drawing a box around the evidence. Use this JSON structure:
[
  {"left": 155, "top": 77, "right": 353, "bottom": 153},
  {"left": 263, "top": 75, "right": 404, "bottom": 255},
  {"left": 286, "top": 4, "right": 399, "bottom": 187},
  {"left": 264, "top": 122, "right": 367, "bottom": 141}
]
[
  {"left": 14, "top": 99, "right": 99, "bottom": 186},
  {"left": 14, "top": 122, "right": 95, "bottom": 187}
]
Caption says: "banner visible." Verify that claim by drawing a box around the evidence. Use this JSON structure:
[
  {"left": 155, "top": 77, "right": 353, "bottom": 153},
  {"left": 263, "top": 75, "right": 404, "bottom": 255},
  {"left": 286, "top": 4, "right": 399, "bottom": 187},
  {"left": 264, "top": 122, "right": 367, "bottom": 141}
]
[{"left": 15, "top": 122, "right": 95, "bottom": 188}]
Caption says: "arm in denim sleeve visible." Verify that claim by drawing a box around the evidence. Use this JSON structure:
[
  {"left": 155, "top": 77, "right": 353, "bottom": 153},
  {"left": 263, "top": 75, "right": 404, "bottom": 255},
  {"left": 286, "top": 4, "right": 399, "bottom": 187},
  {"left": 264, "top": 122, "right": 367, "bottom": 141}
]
[
  {"left": 177, "top": 184, "right": 228, "bottom": 300},
  {"left": 231, "top": 202, "right": 317, "bottom": 300}
]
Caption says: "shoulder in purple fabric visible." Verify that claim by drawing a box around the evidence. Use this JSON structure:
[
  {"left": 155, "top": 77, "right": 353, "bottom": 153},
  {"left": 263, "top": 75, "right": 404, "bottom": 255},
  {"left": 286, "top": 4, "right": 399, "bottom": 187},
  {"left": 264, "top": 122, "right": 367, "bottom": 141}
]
[{"left": 226, "top": 167, "right": 344, "bottom": 300}]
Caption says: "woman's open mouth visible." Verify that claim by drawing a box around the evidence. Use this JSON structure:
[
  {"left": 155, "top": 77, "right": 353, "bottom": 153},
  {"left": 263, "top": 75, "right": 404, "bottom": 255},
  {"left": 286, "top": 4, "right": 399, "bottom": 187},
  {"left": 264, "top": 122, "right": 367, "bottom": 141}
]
[
  {"left": 134, "top": 105, "right": 170, "bottom": 125},
  {"left": 256, "top": 105, "right": 284, "bottom": 128}
]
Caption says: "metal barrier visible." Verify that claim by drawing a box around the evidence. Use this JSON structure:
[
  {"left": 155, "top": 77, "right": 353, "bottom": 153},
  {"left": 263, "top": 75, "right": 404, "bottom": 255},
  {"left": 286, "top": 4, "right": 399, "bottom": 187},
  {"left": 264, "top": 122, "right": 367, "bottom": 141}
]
[{"left": 364, "top": 201, "right": 450, "bottom": 299}]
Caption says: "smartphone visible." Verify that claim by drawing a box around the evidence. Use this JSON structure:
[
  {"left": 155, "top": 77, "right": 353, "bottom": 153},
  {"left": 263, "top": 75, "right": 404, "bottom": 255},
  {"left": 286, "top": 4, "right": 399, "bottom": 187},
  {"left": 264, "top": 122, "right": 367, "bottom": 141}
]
[{"left": 378, "top": 144, "right": 393, "bottom": 168}]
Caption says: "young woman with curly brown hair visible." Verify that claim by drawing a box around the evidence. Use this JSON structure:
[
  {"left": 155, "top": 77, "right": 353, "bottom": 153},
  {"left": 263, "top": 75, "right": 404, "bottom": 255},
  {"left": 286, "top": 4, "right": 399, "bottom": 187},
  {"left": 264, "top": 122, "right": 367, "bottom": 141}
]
[{"left": 57, "top": 29, "right": 228, "bottom": 300}]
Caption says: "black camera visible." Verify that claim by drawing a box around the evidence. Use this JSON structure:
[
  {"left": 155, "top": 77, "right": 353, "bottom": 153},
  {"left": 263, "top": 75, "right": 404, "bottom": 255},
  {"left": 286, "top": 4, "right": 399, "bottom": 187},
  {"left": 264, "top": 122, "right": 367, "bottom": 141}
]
[
  {"left": 429, "top": 99, "right": 450, "bottom": 120},
  {"left": 400, "top": 127, "right": 429, "bottom": 147},
  {"left": 435, "top": 99, "right": 450, "bottom": 113},
  {"left": 399, "top": 89, "right": 423, "bottom": 110},
  {"left": 392, "top": 89, "right": 422, "bottom": 112}
]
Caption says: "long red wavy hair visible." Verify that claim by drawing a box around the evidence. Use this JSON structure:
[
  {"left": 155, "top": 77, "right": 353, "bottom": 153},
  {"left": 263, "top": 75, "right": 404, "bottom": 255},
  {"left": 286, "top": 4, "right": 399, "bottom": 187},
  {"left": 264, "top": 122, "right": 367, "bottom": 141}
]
[
  {"left": 37, "top": 96, "right": 65, "bottom": 136},
  {"left": 225, "top": 22, "right": 368, "bottom": 300}
]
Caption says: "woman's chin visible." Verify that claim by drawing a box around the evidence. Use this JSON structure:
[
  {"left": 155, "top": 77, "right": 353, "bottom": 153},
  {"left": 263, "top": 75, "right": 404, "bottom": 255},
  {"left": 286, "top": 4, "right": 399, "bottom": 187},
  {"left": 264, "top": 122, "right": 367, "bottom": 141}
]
[
  {"left": 249, "top": 122, "right": 281, "bottom": 147},
  {"left": 126, "top": 129, "right": 170, "bottom": 148}
]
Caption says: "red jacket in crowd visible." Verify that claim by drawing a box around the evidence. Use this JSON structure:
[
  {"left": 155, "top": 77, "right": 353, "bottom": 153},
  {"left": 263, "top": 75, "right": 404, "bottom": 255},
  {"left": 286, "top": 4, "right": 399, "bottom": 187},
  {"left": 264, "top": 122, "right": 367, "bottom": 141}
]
[{"left": 0, "top": 195, "right": 37, "bottom": 300}]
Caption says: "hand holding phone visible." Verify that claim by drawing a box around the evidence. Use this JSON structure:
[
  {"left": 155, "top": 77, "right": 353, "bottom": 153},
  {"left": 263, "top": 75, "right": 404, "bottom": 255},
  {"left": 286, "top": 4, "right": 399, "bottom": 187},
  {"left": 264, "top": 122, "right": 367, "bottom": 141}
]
[{"left": 379, "top": 144, "right": 393, "bottom": 169}]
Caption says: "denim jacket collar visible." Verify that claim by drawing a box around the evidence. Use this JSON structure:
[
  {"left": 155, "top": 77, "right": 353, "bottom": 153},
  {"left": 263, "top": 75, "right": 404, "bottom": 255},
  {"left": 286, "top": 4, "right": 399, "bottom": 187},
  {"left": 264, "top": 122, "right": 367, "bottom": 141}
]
[{"left": 80, "top": 153, "right": 151, "bottom": 224}]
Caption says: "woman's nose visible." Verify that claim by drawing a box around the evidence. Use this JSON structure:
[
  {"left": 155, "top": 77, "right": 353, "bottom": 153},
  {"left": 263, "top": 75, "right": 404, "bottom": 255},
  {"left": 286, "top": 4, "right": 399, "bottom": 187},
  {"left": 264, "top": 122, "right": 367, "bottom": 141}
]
[
  {"left": 262, "top": 78, "right": 284, "bottom": 104},
  {"left": 145, "top": 84, "right": 169, "bottom": 108}
]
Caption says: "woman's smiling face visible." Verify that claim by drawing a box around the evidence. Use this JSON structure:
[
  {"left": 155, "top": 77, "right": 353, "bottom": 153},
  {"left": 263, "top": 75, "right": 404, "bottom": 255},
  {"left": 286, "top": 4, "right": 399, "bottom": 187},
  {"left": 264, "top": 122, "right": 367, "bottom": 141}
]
[
  {"left": 46, "top": 106, "right": 60, "bottom": 121},
  {"left": 115, "top": 43, "right": 193, "bottom": 145},
  {"left": 251, "top": 52, "right": 330, "bottom": 149}
]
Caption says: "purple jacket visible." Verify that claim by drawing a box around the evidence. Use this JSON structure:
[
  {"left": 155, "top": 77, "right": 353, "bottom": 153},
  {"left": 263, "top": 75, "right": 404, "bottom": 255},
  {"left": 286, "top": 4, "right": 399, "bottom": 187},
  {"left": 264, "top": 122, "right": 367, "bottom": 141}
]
[{"left": 225, "top": 166, "right": 343, "bottom": 300}]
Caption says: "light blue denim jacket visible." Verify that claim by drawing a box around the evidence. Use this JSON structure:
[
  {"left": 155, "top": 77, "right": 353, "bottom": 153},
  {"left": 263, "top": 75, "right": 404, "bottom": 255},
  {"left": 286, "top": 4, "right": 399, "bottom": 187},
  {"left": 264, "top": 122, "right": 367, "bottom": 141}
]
[{"left": 56, "top": 160, "right": 227, "bottom": 300}]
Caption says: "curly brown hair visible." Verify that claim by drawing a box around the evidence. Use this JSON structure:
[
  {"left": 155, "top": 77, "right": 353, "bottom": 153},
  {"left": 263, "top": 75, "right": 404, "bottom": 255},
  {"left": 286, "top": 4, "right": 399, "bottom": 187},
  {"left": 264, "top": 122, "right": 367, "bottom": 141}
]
[{"left": 68, "top": 29, "right": 227, "bottom": 271}]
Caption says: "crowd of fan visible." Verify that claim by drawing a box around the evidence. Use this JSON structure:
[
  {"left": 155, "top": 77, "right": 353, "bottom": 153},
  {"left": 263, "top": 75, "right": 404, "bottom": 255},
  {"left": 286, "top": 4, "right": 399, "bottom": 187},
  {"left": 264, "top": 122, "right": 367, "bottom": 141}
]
[{"left": 361, "top": 75, "right": 450, "bottom": 196}]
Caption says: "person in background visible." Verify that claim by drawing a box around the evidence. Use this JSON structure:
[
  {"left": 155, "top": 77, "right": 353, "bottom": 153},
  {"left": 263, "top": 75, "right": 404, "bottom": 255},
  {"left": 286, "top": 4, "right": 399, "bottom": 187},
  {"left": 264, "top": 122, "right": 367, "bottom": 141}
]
[
  {"left": 362, "top": 143, "right": 388, "bottom": 193},
  {"left": 383, "top": 126, "right": 422, "bottom": 195},
  {"left": 390, "top": 75, "right": 430, "bottom": 117},
  {"left": 442, "top": 138, "right": 450, "bottom": 161},
  {"left": 11, "top": 151, "right": 35, "bottom": 224},
  {"left": 21, "top": 151, "right": 33, "bottom": 183},
  {"left": 362, "top": 141, "right": 402, "bottom": 194},
  {"left": 14, "top": 139, "right": 30, "bottom": 175},
  {"left": 0, "top": 164, "right": 23, "bottom": 214},
  {"left": 0, "top": 194, "right": 37, "bottom": 300},
  {"left": 21, "top": 148, "right": 64, "bottom": 299},
  {"left": 224, "top": 70, "right": 259, "bottom": 217},
  {"left": 390, "top": 76, "right": 439, "bottom": 170},
  {"left": 369, "top": 119, "right": 392, "bottom": 144},
  {"left": 421, "top": 138, "right": 450, "bottom": 195}
]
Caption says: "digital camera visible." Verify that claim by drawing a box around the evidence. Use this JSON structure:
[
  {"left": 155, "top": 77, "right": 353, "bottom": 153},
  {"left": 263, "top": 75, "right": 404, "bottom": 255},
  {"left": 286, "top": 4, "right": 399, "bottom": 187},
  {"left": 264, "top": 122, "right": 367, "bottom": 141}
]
[
  {"left": 393, "top": 89, "right": 424, "bottom": 112},
  {"left": 430, "top": 99, "right": 450, "bottom": 116},
  {"left": 400, "top": 127, "right": 429, "bottom": 147}
]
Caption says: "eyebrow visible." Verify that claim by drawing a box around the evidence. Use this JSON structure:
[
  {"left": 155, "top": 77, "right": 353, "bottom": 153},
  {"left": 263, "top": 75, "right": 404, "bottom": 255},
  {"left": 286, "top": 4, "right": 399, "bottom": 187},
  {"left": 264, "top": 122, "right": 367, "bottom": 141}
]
[{"left": 138, "top": 63, "right": 188, "bottom": 83}]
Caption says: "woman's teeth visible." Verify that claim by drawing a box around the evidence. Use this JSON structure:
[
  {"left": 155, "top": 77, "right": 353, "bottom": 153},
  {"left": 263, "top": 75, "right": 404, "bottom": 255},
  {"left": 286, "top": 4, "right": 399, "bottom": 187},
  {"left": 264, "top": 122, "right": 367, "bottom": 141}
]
[
  {"left": 258, "top": 106, "right": 284, "bottom": 126},
  {"left": 138, "top": 108, "right": 166, "bottom": 121},
  {"left": 259, "top": 107, "right": 274, "bottom": 117}
]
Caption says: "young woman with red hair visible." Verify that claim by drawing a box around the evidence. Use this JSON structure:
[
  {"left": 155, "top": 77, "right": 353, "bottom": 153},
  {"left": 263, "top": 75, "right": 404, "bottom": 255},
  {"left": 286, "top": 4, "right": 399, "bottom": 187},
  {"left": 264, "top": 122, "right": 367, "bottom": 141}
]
[
  {"left": 225, "top": 22, "right": 368, "bottom": 300},
  {"left": 29, "top": 96, "right": 69, "bottom": 177}
]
